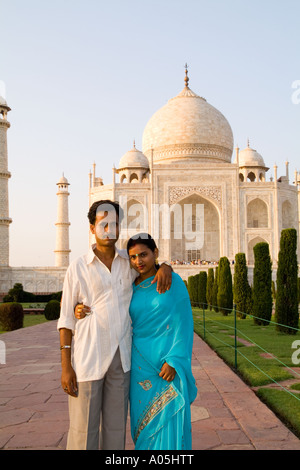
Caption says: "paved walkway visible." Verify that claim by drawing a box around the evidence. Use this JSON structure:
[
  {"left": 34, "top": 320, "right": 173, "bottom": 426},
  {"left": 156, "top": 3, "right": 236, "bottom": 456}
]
[{"left": 1, "top": 321, "right": 300, "bottom": 450}]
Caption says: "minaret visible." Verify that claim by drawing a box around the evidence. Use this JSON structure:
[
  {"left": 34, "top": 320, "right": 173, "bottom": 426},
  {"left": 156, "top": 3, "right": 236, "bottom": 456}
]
[
  {"left": 0, "top": 95, "right": 12, "bottom": 266},
  {"left": 55, "top": 174, "right": 70, "bottom": 267}
]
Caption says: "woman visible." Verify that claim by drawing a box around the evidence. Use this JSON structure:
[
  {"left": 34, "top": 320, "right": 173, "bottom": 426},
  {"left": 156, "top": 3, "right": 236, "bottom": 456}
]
[{"left": 127, "top": 233, "right": 197, "bottom": 450}]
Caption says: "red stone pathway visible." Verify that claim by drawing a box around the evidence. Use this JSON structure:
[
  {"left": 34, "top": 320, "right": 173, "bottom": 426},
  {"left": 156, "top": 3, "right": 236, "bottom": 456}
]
[{"left": 1, "top": 321, "right": 300, "bottom": 450}]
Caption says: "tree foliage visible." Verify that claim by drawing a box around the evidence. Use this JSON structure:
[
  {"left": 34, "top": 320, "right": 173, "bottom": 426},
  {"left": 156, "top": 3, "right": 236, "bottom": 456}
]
[
  {"left": 217, "top": 257, "right": 233, "bottom": 315},
  {"left": 187, "top": 275, "right": 198, "bottom": 306},
  {"left": 206, "top": 268, "right": 214, "bottom": 310},
  {"left": 212, "top": 266, "right": 219, "bottom": 312},
  {"left": 198, "top": 271, "right": 207, "bottom": 307},
  {"left": 275, "top": 229, "right": 298, "bottom": 334},
  {"left": 233, "top": 253, "right": 252, "bottom": 319},
  {"left": 44, "top": 300, "right": 61, "bottom": 321},
  {"left": 0, "top": 302, "right": 24, "bottom": 331},
  {"left": 252, "top": 242, "right": 272, "bottom": 325}
]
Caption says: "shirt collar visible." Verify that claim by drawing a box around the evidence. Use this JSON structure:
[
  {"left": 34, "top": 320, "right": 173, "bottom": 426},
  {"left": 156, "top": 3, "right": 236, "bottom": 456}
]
[{"left": 86, "top": 244, "right": 128, "bottom": 264}]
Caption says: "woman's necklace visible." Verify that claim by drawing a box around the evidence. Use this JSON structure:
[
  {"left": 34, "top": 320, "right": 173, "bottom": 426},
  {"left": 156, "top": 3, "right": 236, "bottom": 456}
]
[{"left": 136, "top": 277, "right": 154, "bottom": 289}]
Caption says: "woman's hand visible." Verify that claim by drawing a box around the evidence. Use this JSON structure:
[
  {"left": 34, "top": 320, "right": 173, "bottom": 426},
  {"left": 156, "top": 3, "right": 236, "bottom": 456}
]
[
  {"left": 159, "top": 362, "right": 176, "bottom": 382},
  {"left": 152, "top": 263, "right": 172, "bottom": 294},
  {"left": 74, "top": 304, "right": 91, "bottom": 319}
]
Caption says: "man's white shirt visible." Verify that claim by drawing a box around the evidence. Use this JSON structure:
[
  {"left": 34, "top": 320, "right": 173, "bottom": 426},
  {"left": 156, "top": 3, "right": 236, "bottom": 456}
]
[{"left": 57, "top": 245, "right": 137, "bottom": 382}]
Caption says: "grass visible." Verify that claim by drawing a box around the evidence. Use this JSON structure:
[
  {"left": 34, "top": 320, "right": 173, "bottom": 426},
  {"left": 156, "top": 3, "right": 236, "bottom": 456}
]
[
  {"left": 256, "top": 388, "right": 300, "bottom": 437},
  {"left": 0, "top": 305, "right": 48, "bottom": 334},
  {"left": 193, "top": 307, "right": 300, "bottom": 438},
  {"left": 23, "top": 314, "right": 48, "bottom": 328}
]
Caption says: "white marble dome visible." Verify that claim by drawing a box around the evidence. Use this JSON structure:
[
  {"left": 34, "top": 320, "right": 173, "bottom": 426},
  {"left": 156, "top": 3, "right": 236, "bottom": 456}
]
[
  {"left": 119, "top": 143, "right": 149, "bottom": 169},
  {"left": 57, "top": 174, "right": 69, "bottom": 185},
  {"left": 238, "top": 144, "right": 266, "bottom": 167},
  {"left": 142, "top": 80, "right": 233, "bottom": 164}
]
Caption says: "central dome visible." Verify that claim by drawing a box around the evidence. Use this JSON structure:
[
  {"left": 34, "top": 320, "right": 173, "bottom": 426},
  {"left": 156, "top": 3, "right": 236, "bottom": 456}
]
[{"left": 142, "top": 75, "right": 233, "bottom": 164}]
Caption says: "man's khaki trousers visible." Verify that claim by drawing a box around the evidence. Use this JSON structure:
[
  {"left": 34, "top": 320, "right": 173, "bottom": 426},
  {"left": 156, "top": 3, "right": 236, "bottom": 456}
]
[{"left": 66, "top": 348, "right": 130, "bottom": 450}]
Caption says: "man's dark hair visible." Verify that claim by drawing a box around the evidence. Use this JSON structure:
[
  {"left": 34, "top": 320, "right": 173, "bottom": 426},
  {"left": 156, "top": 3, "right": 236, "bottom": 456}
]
[{"left": 87, "top": 200, "right": 124, "bottom": 225}]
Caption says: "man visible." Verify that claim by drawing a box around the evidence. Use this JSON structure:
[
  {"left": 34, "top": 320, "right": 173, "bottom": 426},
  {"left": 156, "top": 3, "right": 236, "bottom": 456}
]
[{"left": 57, "top": 200, "right": 172, "bottom": 450}]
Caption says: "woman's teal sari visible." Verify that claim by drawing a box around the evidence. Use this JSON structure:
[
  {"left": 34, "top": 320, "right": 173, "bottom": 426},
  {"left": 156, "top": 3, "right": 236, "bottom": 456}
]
[{"left": 129, "top": 272, "right": 197, "bottom": 450}]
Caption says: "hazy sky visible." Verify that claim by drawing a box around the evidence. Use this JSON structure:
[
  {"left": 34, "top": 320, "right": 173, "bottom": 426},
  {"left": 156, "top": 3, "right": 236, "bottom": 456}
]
[{"left": 1, "top": 0, "right": 299, "bottom": 266}]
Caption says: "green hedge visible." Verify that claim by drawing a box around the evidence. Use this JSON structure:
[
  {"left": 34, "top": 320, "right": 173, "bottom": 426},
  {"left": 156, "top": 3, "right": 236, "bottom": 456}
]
[
  {"left": 0, "top": 302, "right": 24, "bottom": 331},
  {"left": 44, "top": 300, "right": 61, "bottom": 321}
]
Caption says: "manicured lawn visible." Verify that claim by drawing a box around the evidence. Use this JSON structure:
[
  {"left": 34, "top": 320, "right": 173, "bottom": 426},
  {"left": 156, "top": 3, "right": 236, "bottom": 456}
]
[
  {"left": 193, "top": 307, "right": 300, "bottom": 438},
  {"left": 23, "top": 314, "right": 48, "bottom": 328},
  {"left": 256, "top": 388, "right": 300, "bottom": 438},
  {"left": 193, "top": 307, "right": 300, "bottom": 386}
]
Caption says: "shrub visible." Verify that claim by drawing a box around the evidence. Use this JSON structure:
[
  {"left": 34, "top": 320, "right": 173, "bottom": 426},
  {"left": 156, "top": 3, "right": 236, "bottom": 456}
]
[
  {"left": 44, "top": 300, "right": 61, "bottom": 321},
  {"left": 198, "top": 271, "right": 207, "bottom": 307},
  {"left": 217, "top": 257, "right": 233, "bottom": 315},
  {"left": 275, "top": 229, "right": 298, "bottom": 334},
  {"left": 206, "top": 268, "right": 214, "bottom": 310},
  {"left": 187, "top": 274, "right": 199, "bottom": 306},
  {"left": 233, "top": 253, "right": 252, "bottom": 319},
  {"left": 0, "top": 302, "right": 24, "bottom": 331},
  {"left": 212, "top": 266, "right": 219, "bottom": 312},
  {"left": 272, "top": 280, "right": 276, "bottom": 301},
  {"left": 252, "top": 242, "right": 272, "bottom": 326},
  {"left": 3, "top": 284, "right": 62, "bottom": 303}
]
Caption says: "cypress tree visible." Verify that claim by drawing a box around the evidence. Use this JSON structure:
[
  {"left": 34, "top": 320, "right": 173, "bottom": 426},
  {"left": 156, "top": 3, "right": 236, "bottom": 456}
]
[
  {"left": 217, "top": 257, "right": 233, "bottom": 316},
  {"left": 233, "top": 253, "right": 252, "bottom": 319},
  {"left": 198, "top": 271, "right": 207, "bottom": 308},
  {"left": 187, "top": 275, "right": 199, "bottom": 306},
  {"left": 252, "top": 242, "right": 272, "bottom": 325},
  {"left": 206, "top": 268, "right": 214, "bottom": 310},
  {"left": 212, "top": 266, "right": 219, "bottom": 312},
  {"left": 275, "top": 229, "right": 298, "bottom": 334}
]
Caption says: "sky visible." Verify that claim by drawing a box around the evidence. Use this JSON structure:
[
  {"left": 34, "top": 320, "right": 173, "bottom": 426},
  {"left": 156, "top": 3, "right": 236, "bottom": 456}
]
[{"left": 1, "top": 0, "right": 299, "bottom": 267}]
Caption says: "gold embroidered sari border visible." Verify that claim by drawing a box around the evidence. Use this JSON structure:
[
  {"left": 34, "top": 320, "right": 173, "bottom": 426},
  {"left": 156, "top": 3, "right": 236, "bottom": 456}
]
[{"left": 133, "top": 384, "right": 178, "bottom": 444}]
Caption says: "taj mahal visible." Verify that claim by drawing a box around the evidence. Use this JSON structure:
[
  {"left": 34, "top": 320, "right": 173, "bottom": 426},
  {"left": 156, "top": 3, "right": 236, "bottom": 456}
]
[{"left": 0, "top": 68, "right": 299, "bottom": 295}]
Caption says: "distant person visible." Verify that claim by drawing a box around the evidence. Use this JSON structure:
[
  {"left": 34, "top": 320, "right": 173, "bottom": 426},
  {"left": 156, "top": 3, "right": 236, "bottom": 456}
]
[{"left": 58, "top": 200, "right": 172, "bottom": 450}]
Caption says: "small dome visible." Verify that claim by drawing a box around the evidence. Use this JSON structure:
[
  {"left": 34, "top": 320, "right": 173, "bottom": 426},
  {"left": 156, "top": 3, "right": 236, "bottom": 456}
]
[
  {"left": 119, "top": 143, "right": 149, "bottom": 169},
  {"left": 238, "top": 143, "right": 266, "bottom": 167},
  {"left": 0, "top": 95, "right": 7, "bottom": 106},
  {"left": 0, "top": 95, "right": 11, "bottom": 111},
  {"left": 57, "top": 174, "right": 69, "bottom": 185}
]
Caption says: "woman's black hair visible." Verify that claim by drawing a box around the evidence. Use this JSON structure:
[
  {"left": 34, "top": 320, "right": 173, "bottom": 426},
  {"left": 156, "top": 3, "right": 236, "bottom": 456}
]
[{"left": 127, "top": 233, "right": 158, "bottom": 254}]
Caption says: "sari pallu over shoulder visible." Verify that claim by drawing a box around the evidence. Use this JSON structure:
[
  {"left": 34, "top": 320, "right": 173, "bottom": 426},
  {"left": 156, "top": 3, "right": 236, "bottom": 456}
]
[{"left": 129, "top": 273, "right": 197, "bottom": 450}]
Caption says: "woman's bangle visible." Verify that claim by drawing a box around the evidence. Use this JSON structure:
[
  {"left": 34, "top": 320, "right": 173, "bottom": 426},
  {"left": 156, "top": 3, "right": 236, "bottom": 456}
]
[{"left": 60, "top": 345, "right": 71, "bottom": 350}]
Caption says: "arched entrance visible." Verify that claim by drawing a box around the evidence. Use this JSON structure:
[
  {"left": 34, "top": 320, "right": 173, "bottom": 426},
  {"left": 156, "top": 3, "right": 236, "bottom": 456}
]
[
  {"left": 247, "top": 236, "right": 268, "bottom": 265},
  {"left": 170, "top": 193, "right": 220, "bottom": 263},
  {"left": 247, "top": 198, "right": 268, "bottom": 228}
]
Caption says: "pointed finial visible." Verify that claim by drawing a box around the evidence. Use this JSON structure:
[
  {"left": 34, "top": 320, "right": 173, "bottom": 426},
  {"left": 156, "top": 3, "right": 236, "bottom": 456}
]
[
  {"left": 247, "top": 138, "right": 250, "bottom": 148},
  {"left": 133, "top": 139, "right": 136, "bottom": 149},
  {"left": 184, "top": 63, "right": 189, "bottom": 88}
]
